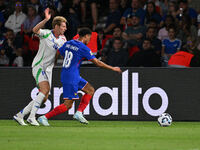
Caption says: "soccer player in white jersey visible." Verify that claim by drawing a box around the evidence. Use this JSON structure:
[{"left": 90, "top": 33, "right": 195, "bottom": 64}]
[{"left": 13, "top": 8, "right": 67, "bottom": 126}]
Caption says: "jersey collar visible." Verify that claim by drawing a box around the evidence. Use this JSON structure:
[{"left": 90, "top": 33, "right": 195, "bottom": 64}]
[{"left": 51, "top": 30, "right": 59, "bottom": 39}]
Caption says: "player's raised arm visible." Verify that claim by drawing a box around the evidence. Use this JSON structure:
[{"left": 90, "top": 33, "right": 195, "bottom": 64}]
[
  {"left": 91, "top": 58, "right": 122, "bottom": 73},
  {"left": 32, "top": 8, "right": 51, "bottom": 34}
]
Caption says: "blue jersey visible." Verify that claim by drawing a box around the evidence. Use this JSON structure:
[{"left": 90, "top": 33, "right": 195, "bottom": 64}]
[
  {"left": 59, "top": 40, "right": 96, "bottom": 84},
  {"left": 162, "top": 38, "right": 182, "bottom": 54}
]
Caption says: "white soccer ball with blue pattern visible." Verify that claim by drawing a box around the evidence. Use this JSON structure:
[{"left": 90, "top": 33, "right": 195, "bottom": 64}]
[{"left": 158, "top": 113, "right": 172, "bottom": 127}]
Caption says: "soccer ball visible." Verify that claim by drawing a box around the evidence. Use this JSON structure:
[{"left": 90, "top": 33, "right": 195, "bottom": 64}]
[{"left": 158, "top": 113, "right": 172, "bottom": 127}]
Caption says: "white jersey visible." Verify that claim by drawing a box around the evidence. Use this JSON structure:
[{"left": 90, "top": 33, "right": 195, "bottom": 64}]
[{"left": 32, "top": 29, "right": 66, "bottom": 70}]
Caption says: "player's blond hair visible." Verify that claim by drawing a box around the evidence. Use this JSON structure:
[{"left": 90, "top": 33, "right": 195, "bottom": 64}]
[{"left": 52, "top": 16, "right": 67, "bottom": 28}]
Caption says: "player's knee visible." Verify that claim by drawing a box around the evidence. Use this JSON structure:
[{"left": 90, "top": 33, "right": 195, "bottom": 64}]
[
  {"left": 63, "top": 101, "right": 73, "bottom": 109},
  {"left": 67, "top": 105, "right": 72, "bottom": 110},
  {"left": 88, "top": 86, "right": 95, "bottom": 96},
  {"left": 39, "top": 82, "right": 50, "bottom": 96},
  {"left": 40, "top": 87, "right": 50, "bottom": 96}
]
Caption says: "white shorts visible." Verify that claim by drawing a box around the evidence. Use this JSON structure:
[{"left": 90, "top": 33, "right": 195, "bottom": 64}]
[{"left": 32, "top": 66, "right": 52, "bottom": 89}]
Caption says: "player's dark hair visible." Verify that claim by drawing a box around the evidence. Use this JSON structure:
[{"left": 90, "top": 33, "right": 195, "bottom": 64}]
[
  {"left": 146, "top": 26, "right": 155, "bottom": 32},
  {"left": 143, "top": 38, "right": 152, "bottom": 44},
  {"left": 6, "top": 29, "right": 14, "bottom": 33},
  {"left": 164, "top": 15, "right": 175, "bottom": 22},
  {"left": 167, "top": 25, "right": 176, "bottom": 32},
  {"left": 147, "top": 1, "right": 157, "bottom": 14},
  {"left": 178, "top": 0, "right": 188, "bottom": 4},
  {"left": 149, "top": 18, "right": 158, "bottom": 24},
  {"left": 114, "top": 25, "right": 123, "bottom": 32},
  {"left": 78, "top": 28, "right": 92, "bottom": 37}
]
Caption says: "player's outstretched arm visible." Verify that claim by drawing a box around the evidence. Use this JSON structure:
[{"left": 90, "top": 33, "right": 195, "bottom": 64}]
[
  {"left": 32, "top": 8, "right": 51, "bottom": 34},
  {"left": 91, "top": 58, "right": 122, "bottom": 73}
]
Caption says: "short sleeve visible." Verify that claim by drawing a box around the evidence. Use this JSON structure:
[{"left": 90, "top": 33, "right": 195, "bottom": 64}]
[
  {"left": 162, "top": 39, "right": 166, "bottom": 47},
  {"left": 177, "top": 40, "right": 182, "bottom": 50},
  {"left": 82, "top": 46, "right": 96, "bottom": 60},
  {"left": 38, "top": 29, "right": 51, "bottom": 38},
  {"left": 59, "top": 42, "right": 67, "bottom": 56}
]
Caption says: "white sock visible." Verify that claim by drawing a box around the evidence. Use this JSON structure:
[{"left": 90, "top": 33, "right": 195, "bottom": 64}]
[
  {"left": 28, "top": 92, "right": 45, "bottom": 119},
  {"left": 17, "top": 100, "right": 34, "bottom": 118},
  {"left": 76, "top": 111, "right": 82, "bottom": 115}
]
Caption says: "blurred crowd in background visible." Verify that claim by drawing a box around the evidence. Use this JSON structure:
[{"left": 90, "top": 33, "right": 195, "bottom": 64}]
[{"left": 0, "top": 0, "right": 200, "bottom": 67}]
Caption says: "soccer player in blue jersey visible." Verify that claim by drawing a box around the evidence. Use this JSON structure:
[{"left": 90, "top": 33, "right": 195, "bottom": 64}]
[{"left": 38, "top": 28, "right": 122, "bottom": 126}]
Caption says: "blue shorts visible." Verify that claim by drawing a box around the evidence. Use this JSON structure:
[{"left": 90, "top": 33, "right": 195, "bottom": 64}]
[{"left": 63, "top": 77, "right": 87, "bottom": 100}]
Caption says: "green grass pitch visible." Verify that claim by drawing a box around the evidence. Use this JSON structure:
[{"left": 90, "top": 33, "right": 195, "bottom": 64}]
[{"left": 0, "top": 120, "right": 200, "bottom": 150}]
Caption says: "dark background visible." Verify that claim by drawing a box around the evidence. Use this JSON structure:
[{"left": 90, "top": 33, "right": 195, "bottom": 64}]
[{"left": 0, "top": 67, "right": 200, "bottom": 121}]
